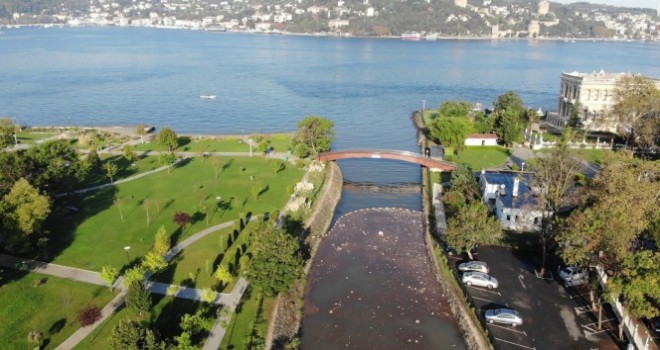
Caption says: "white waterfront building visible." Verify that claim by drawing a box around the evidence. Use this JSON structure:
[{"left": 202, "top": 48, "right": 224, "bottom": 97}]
[{"left": 547, "top": 70, "right": 660, "bottom": 133}]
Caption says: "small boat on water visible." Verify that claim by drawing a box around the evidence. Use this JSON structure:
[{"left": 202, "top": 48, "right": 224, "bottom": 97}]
[
  {"left": 200, "top": 95, "right": 217, "bottom": 99},
  {"left": 401, "top": 32, "right": 422, "bottom": 41}
]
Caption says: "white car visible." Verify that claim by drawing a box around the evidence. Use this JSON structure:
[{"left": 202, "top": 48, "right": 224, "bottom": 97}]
[
  {"left": 559, "top": 266, "right": 588, "bottom": 282},
  {"left": 462, "top": 271, "right": 498, "bottom": 289},
  {"left": 458, "top": 261, "right": 489, "bottom": 274}
]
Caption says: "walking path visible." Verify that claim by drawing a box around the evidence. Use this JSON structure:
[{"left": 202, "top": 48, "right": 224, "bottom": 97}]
[
  {"left": 0, "top": 254, "right": 106, "bottom": 286},
  {"left": 203, "top": 278, "right": 249, "bottom": 350}
]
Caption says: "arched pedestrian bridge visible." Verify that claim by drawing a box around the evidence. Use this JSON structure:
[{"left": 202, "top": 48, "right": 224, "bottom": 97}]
[{"left": 317, "top": 149, "right": 456, "bottom": 171}]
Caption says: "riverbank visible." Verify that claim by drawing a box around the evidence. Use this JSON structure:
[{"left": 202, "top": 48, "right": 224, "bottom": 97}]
[
  {"left": 414, "top": 110, "right": 492, "bottom": 350},
  {"left": 2, "top": 24, "right": 658, "bottom": 43}
]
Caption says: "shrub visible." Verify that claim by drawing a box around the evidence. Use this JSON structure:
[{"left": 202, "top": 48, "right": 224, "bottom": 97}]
[
  {"left": 78, "top": 305, "right": 102, "bottom": 326},
  {"left": 293, "top": 143, "right": 310, "bottom": 158}
]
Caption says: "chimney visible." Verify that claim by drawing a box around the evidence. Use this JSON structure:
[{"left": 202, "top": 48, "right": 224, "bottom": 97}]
[{"left": 513, "top": 177, "right": 520, "bottom": 197}]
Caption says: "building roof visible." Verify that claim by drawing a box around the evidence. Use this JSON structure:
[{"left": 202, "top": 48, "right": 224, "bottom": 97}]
[
  {"left": 467, "top": 133, "right": 498, "bottom": 139},
  {"left": 481, "top": 171, "right": 540, "bottom": 210}
]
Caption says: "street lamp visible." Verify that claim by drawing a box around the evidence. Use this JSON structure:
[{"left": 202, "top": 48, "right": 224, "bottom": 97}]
[{"left": 123, "top": 246, "right": 131, "bottom": 263}]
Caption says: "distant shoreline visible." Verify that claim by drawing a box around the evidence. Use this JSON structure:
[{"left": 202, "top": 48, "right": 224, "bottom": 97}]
[{"left": 2, "top": 23, "right": 659, "bottom": 44}]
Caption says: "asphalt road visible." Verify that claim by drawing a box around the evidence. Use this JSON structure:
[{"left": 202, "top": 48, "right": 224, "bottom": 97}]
[{"left": 451, "top": 246, "right": 624, "bottom": 350}]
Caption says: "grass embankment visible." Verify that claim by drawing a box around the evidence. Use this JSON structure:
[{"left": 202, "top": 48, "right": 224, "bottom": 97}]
[
  {"left": 75, "top": 294, "right": 217, "bottom": 350},
  {"left": 0, "top": 271, "right": 114, "bottom": 350},
  {"left": 450, "top": 146, "right": 509, "bottom": 170},
  {"left": 134, "top": 134, "right": 293, "bottom": 154},
  {"left": 48, "top": 156, "right": 304, "bottom": 271}
]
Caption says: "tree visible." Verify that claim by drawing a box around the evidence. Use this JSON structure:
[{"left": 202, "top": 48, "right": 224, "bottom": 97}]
[
  {"left": 214, "top": 264, "right": 233, "bottom": 285},
  {"left": 558, "top": 152, "right": 659, "bottom": 271},
  {"left": 153, "top": 225, "right": 170, "bottom": 256},
  {"left": 123, "top": 145, "right": 137, "bottom": 163},
  {"left": 445, "top": 201, "right": 501, "bottom": 260},
  {"left": 136, "top": 124, "right": 148, "bottom": 144},
  {"left": 438, "top": 101, "right": 473, "bottom": 118},
  {"left": 159, "top": 153, "right": 177, "bottom": 174},
  {"left": 292, "top": 116, "right": 335, "bottom": 157},
  {"left": 173, "top": 211, "right": 191, "bottom": 231},
  {"left": 608, "top": 250, "right": 660, "bottom": 319},
  {"left": 85, "top": 150, "right": 102, "bottom": 174},
  {"left": 428, "top": 117, "right": 474, "bottom": 149},
  {"left": 201, "top": 288, "right": 216, "bottom": 303},
  {"left": 493, "top": 91, "right": 524, "bottom": 114},
  {"left": 0, "top": 178, "right": 50, "bottom": 253},
  {"left": 27, "top": 330, "right": 44, "bottom": 349},
  {"left": 493, "top": 108, "right": 526, "bottom": 146},
  {"left": 567, "top": 102, "right": 583, "bottom": 129},
  {"left": 612, "top": 75, "right": 660, "bottom": 144},
  {"left": 104, "top": 161, "right": 118, "bottom": 183},
  {"left": 245, "top": 223, "right": 303, "bottom": 296},
  {"left": 157, "top": 127, "right": 178, "bottom": 152},
  {"left": 448, "top": 164, "right": 480, "bottom": 201},
  {"left": 124, "top": 266, "right": 145, "bottom": 287},
  {"left": 109, "top": 319, "right": 162, "bottom": 350},
  {"left": 100, "top": 265, "right": 120, "bottom": 290},
  {"left": 77, "top": 305, "right": 102, "bottom": 326},
  {"left": 0, "top": 117, "right": 18, "bottom": 148},
  {"left": 23, "top": 140, "right": 87, "bottom": 195},
  {"left": 528, "top": 132, "right": 582, "bottom": 275},
  {"left": 126, "top": 282, "right": 151, "bottom": 318},
  {"left": 143, "top": 251, "right": 168, "bottom": 272}
]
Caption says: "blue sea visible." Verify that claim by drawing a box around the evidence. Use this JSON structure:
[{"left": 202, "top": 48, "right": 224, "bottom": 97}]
[{"left": 1, "top": 27, "right": 658, "bottom": 183}]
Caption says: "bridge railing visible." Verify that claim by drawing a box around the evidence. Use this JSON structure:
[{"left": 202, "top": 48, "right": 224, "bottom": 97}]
[{"left": 318, "top": 149, "right": 459, "bottom": 169}]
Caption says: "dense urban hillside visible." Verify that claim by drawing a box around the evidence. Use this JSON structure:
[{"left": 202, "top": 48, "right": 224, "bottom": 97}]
[{"left": 0, "top": 0, "right": 658, "bottom": 39}]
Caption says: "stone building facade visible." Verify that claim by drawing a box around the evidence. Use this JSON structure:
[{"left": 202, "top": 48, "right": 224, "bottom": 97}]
[
  {"left": 538, "top": 0, "right": 549, "bottom": 15},
  {"left": 547, "top": 71, "right": 660, "bottom": 133},
  {"left": 454, "top": 0, "right": 467, "bottom": 8}
]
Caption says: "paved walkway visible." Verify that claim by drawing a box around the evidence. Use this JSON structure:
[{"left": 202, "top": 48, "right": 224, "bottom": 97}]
[
  {"left": 203, "top": 278, "right": 249, "bottom": 350},
  {"left": 0, "top": 254, "right": 106, "bottom": 286},
  {"left": 54, "top": 289, "right": 128, "bottom": 350}
]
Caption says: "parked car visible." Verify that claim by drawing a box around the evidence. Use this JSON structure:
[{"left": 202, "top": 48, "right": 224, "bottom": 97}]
[
  {"left": 485, "top": 308, "right": 523, "bottom": 327},
  {"left": 644, "top": 317, "right": 660, "bottom": 336},
  {"left": 559, "top": 266, "right": 588, "bottom": 282},
  {"left": 462, "top": 271, "right": 498, "bottom": 289},
  {"left": 458, "top": 261, "right": 489, "bottom": 274}
]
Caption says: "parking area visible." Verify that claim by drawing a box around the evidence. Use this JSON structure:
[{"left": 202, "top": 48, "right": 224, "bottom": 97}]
[{"left": 449, "top": 245, "right": 625, "bottom": 350}]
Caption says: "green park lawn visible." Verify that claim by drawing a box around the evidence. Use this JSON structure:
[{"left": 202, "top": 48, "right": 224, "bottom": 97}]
[
  {"left": 574, "top": 148, "right": 608, "bottom": 165},
  {"left": 133, "top": 134, "right": 293, "bottom": 153},
  {"left": 0, "top": 271, "right": 114, "bottom": 350},
  {"left": 47, "top": 156, "right": 304, "bottom": 271},
  {"left": 76, "top": 294, "right": 217, "bottom": 350},
  {"left": 76, "top": 155, "right": 162, "bottom": 189},
  {"left": 151, "top": 225, "right": 237, "bottom": 292},
  {"left": 220, "top": 290, "right": 275, "bottom": 350},
  {"left": 16, "top": 131, "right": 58, "bottom": 144},
  {"left": 452, "top": 146, "right": 510, "bottom": 170}
]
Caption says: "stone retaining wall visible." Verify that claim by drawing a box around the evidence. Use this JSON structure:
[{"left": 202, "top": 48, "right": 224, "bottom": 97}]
[
  {"left": 265, "top": 161, "right": 343, "bottom": 349},
  {"left": 414, "top": 111, "right": 492, "bottom": 350}
]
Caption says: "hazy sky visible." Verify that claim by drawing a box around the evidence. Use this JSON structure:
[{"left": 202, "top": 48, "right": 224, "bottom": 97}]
[{"left": 553, "top": 0, "right": 658, "bottom": 10}]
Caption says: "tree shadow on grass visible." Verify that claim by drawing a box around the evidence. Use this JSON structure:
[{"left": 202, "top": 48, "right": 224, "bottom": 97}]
[
  {"left": 221, "top": 159, "right": 234, "bottom": 172},
  {"left": 173, "top": 157, "right": 192, "bottom": 169},
  {"left": 49, "top": 318, "right": 66, "bottom": 335},
  {"left": 42, "top": 186, "right": 118, "bottom": 264},
  {"left": 177, "top": 137, "right": 191, "bottom": 150}
]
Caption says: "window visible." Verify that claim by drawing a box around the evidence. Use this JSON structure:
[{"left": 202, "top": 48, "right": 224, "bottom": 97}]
[
  {"left": 506, "top": 215, "right": 511, "bottom": 221},
  {"left": 594, "top": 90, "right": 599, "bottom": 100},
  {"left": 534, "top": 217, "right": 540, "bottom": 225},
  {"left": 603, "top": 90, "right": 608, "bottom": 101},
  {"left": 586, "top": 89, "right": 591, "bottom": 101}
]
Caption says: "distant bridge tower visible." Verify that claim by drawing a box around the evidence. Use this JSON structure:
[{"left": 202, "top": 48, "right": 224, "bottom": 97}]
[
  {"left": 538, "top": 0, "right": 549, "bottom": 15},
  {"left": 454, "top": 0, "right": 467, "bottom": 8}
]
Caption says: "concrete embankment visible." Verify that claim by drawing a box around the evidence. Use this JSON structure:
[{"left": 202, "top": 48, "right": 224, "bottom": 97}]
[
  {"left": 413, "top": 111, "right": 492, "bottom": 350},
  {"left": 266, "top": 161, "right": 343, "bottom": 349}
]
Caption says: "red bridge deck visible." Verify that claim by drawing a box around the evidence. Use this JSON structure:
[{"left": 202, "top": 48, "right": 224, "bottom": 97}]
[{"left": 317, "top": 149, "right": 456, "bottom": 171}]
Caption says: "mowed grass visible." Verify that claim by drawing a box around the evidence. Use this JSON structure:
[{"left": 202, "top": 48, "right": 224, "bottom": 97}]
[
  {"left": 76, "top": 294, "right": 216, "bottom": 350},
  {"left": 134, "top": 134, "right": 293, "bottom": 153},
  {"left": 220, "top": 290, "right": 275, "bottom": 350},
  {"left": 48, "top": 156, "right": 303, "bottom": 271},
  {"left": 453, "top": 146, "right": 509, "bottom": 170},
  {"left": 574, "top": 148, "right": 608, "bottom": 165},
  {"left": 0, "top": 271, "right": 114, "bottom": 350},
  {"left": 16, "top": 131, "right": 58, "bottom": 144},
  {"left": 151, "top": 225, "right": 236, "bottom": 291},
  {"left": 76, "top": 155, "right": 161, "bottom": 189}
]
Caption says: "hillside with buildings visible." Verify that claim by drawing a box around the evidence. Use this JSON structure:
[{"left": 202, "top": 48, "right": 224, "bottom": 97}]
[{"left": 0, "top": 0, "right": 658, "bottom": 39}]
